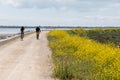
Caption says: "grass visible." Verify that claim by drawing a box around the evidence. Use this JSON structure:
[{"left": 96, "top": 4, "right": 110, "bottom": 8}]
[{"left": 47, "top": 29, "right": 120, "bottom": 80}]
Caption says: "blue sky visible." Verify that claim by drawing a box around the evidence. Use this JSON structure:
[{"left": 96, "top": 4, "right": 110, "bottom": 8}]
[{"left": 0, "top": 0, "right": 120, "bottom": 26}]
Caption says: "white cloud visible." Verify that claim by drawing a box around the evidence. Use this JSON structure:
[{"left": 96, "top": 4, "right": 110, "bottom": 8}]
[
  {"left": 0, "top": 0, "right": 119, "bottom": 12},
  {"left": 0, "top": 0, "right": 77, "bottom": 8},
  {"left": 85, "top": 15, "right": 120, "bottom": 20},
  {"left": 0, "top": 0, "right": 120, "bottom": 26}
]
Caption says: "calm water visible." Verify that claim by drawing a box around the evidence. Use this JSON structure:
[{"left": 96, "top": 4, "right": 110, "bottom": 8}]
[
  {"left": 0, "top": 28, "right": 35, "bottom": 34},
  {"left": 0, "top": 27, "right": 96, "bottom": 34},
  {"left": 0, "top": 28, "right": 72, "bottom": 34}
]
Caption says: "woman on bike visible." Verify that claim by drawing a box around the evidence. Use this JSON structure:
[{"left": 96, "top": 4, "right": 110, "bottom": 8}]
[{"left": 20, "top": 26, "right": 25, "bottom": 41}]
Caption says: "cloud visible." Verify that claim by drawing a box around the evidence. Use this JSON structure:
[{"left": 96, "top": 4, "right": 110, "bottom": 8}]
[
  {"left": 0, "top": 0, "right": 78, "bottom": 8},
  {"left": 85, "top": 15, "right": 120, "bottom": 20},
  {"left": 0, "top": 0, "right": 119, "bottom": 12}
]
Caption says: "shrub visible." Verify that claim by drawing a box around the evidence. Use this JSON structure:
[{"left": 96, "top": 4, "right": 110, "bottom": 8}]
[{"left": 47, "top": 30, "right": 120, "bottom": 80}]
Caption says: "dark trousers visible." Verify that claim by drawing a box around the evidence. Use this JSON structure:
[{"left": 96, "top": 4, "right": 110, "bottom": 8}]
[{"left": 21, "top": 32, "right": 24, "bottom": 40}]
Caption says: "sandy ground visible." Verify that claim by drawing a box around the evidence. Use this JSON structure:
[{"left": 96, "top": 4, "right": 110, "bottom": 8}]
[{"left": 0, "top": 31, "right": 54, "bottom": 80}]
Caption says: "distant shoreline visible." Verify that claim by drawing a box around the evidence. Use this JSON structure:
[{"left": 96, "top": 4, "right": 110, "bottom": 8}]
[
  {"left": 0, "top": 26, "right": 120, "bottom": 31},
  {"left": 0, "top": 26, "right": 120, "bottom": 28},
  {"left": 0, "top": 34, "right": 19, "bottom": 46},
  {"left": 0, "top": 31, "right": 34, "bottom": 41},
  {"left": 0, "top": 31, "right": 34, "bottom": 46},
  {"left": 0, "top": 34, "right": 14, "bottom": 40}
]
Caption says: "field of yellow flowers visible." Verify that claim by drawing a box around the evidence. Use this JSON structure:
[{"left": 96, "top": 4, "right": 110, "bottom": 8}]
[
  {"left": 68, "top": 28, "right": 120, "bottom": 47},
  {"left": 47, "top": 29, "right": 120, "bottom": 80}
]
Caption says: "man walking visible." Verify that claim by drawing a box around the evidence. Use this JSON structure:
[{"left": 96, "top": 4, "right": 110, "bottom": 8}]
[{"left": 36, "top": 27, "right": 41, "bottom": 40}]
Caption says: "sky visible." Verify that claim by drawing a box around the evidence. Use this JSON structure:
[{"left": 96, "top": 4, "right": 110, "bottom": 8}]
[{"left": 0, "top": 0, "right": 120, "bottom": 27}]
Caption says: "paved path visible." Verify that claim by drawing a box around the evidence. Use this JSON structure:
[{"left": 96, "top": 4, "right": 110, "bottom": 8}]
[{"left": 0, "top": 32, "right": 53, "bottom": 80}]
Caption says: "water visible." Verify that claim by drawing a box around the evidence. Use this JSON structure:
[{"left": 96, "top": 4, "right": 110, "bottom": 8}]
[
  {"left": 0, "top": 27, "right": 97, "bottom": 34},
  {"left": 0, "top": 28, "right": 35, "bottom": 34}
]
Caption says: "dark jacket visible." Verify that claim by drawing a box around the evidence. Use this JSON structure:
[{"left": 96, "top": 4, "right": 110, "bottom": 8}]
[
  {"left": 36, "top": 27, "right": 40, "bottom": 32},
  {"left": 21, "top": 27, "right": 25, "bottom": 33}
]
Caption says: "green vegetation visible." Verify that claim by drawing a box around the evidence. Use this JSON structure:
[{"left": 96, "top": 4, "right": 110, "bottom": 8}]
[
  {"left": 68, "top": 28, "right": 120, "bottom": 47},
  {"left": 47, "top": 29, "right": 120, "bottom": 80}
]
